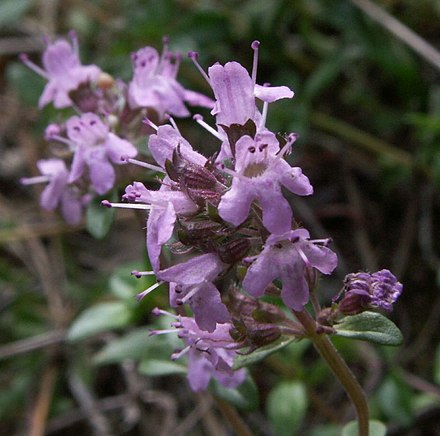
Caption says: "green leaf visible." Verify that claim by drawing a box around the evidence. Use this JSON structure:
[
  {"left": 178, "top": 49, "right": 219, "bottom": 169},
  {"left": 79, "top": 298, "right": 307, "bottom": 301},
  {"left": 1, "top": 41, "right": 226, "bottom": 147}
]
[
  {"left": 67, "top": 302, "right": 133, "bottom": 342},
  {"left": 266, "top": 380, "right": 308, "bottom": 436},
  {"left": 93, "top": 329, "right": 153, "bottom": 364},
  {"left": 138, "top": 359, "right": 187, "bottom": 376},
  {"left": 233, "top": 337, "right": 295, "bottom": 370},
  {"left": 86, "top": 196, "right": 115, "bottom": 239},
  {"left": 210, "top": 373, "right": 259, "bottom": 411},
  {"left": 333, "top": 311, "right": 403, "bottom": 346},
  {"left": 341, "top": 420, "right": 387, "bottom": 436}
]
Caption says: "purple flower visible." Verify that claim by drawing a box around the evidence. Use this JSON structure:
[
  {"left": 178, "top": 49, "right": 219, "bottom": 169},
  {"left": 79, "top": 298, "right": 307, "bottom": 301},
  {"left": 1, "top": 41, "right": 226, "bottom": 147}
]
[
  {"left": 218, "top": 132, "right": 313, "bottom": 234},
  {"left": 123, "top": 181, "right": 198, "bottom": 272},
  {"left": 148, "top": 124, "right": 207, "bottom": 168},
  {"left": 242, "top": 229, "right": 338, "bottom": 311},
  {"left": 128, "top": 45, "right": 214, "bottom": 118},
  {"left": 208, "top": 61, "right": 293, "bottom": 128},
  {"left": 21, "top": 158, "right": 89, "bottom": 224},
  {"left": 20, "top": 32, "right": 101, "bottom": 109},
  {"left": 339, "top": 269, "right": 402, "bottom": 314},
  {"left": 158, "top": 253, "right": 231, "bottom": 332},
  {"left": 67, "top": 113, "right": 137, "bottom": 195},
  {"left": 152, "top": 311, "right": 245, "bottom": 391}
]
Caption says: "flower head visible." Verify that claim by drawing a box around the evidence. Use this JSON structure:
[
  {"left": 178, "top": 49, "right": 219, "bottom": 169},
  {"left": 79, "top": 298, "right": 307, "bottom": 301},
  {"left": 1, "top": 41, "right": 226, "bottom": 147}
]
[
  {"left": 218, "top": 132, "right": 313, "bottom": 233},
  {"left": 21, "top": 158, "right": 89, "bottom": 224},
  {"left": 242, "top": 229, "right": 337, "bottom": 311},
  {"left": 67, "top": 113, "right": 137, "bottom": 194},
  {"left": 151, "top": 311, "right": 245, "bottom": 391},
  {"left": 158, "top": 253, "right": 231, "bottom": 332},
  {"left": 128, "top": 42, "right": 214, "bottom": 118},
  {"left": 20, "top": 32, "right": 101, "bottom": 108}
]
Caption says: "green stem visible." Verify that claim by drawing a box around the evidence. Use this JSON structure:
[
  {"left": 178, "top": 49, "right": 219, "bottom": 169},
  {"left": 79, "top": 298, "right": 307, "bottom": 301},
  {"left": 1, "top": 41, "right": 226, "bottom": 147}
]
[{"left": 294, "top": 309, "right": 369, "bottom": 436}]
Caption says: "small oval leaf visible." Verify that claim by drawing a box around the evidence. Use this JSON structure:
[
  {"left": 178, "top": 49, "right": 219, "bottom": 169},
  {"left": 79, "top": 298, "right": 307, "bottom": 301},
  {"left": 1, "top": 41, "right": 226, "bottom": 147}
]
[
  {"left": 67, "top": 302, "right": 132, "bottom": 342},
  {"left": 267, "top": 380, "right": 308, "bottom": 436},
  {"left": 333, "top": 311, "right": 403, "bottom": 346},
  {"left": 342, "top": 419, "right": 387, "bottom": 436},
  {"left": 233, "top": 337, "right": 295, "bottom": 370}
]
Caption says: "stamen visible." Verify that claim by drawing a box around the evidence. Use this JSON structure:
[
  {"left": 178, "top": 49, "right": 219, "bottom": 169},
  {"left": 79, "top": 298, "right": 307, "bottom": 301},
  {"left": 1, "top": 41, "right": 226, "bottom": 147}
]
[
  {"left": 193, "top": 114, "right": 223, "bottom": 140},
  {"left": 160, "top": 35, "right": 170, "bottom": 67},
  {"left": 142, "top": 117, "right": 159, "bottom": 131},
  {"left": 20, "top": 175, "right": 51, "bottom": 185},
  {"left": 152, "top": 307, "right": 178, "bottom": 318},
  {"left": 277, "top": 133, "right": 299, "bottom": 159},
  {"left": 295, "top": 246, "right": 311, "bottom": 268},
  {"left": 176, "top": 285, "right": 201, "bottom": 305},
  {"left": 171, "top": 345, "right": 191, "bottom": 360},
  {"left": 136, "top": 281, "right": 163, "bottom": 301},
  {"left": 260, "top": 100, "right": 268, "bottom": 128},
  {"left": 19, "top": 54, "right": 49, "bottom": 79},
  {"left": 131, "top": 270, "right": 156, "bottom": 278},
  {"left": 68, "top": 30, "right": 79, "bottom": 58},
  {"left": 188, "top": 51, "right": 211, "bottom": 85},
  {"left": 48, "top": 134, "right": 76, "bottom": 151},
  {"left": 121, "top": 156, "right": 165, "bottom": 173},
  {"left": 101, "top": 200, "right": 152, "bottom": 210},
  {"left": 166, "top": 115, "right": 181, "bottom": 135},
  {"left": 251, "top": 40, "right": 260, "bottom": 86},
  {"left": 310, "top": 237, "right": 332, "bottom": 246},
  {"left": 149, "top": 328, "right": 178, "bottom": 336}
]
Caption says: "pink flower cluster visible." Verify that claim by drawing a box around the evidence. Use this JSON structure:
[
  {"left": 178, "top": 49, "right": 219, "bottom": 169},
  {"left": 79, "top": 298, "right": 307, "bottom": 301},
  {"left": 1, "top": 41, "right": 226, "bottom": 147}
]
[{"left": 20, "top": 32, "right": 213, "bottom": 224}]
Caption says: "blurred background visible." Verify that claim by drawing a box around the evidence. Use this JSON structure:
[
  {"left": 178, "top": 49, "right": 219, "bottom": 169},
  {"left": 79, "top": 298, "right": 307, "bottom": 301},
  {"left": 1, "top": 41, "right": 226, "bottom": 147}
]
[{"left": 1, "top": 0, "right": 440, "bottom": 434}]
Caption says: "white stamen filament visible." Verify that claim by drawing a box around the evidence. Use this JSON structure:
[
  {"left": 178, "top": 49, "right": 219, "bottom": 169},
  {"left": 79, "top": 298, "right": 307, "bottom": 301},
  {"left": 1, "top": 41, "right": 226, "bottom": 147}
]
[
  {"left": 171, "top": 345, "right": 191, "bottom": 360},
  {"left": 178, "top": 284, "right": 202, "bottom": 305},
  {"left": 48, "top": 134, "right": 76, "bottom": 151},
  {"left": 124, "top": 157, "right": 165, "bottom": 174},
  {"left": 20, "top": 175, "right": 51, "bottom": 185},
  {"left": 19, "top": 55, "right": 49, "bottom": 79},
  {"left": 102, "top": 200, "right": 152, "bottom": 210},
  {"left": 131, "top": 270, "right": 156, "bottom": 277},
  {"left": 142, "top": 117, "right": 159, "bottom": 131},
  {"left": 260, "top": 100, "right": 268, "bottom": 128},
  {"left": 193, "top": 114, "right": 223, "bottom": 140},
  {"left": 166, "top": 116, "right": 181, "bottom": 135},
  {"left": 188, "top": 52, "right": 211, "bottom": 85},
  {"left": 295, "top": 245, "right": 311, "bottom": 268},
  {"left": 136, "top": 281, "right": 163, "bottom": 301},
  {"left": 149, "top": 328, "right": 178, "bottom": 336},
  {"left": 69, "top": 30, "right": 79, "bottom": 58},
  {"left": 251, "top": 40, "right": 260, "bottom": 86}
]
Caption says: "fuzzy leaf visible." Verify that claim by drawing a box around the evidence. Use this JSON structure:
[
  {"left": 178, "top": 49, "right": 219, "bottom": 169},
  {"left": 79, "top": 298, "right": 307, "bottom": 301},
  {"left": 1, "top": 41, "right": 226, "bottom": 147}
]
[
  {"left": 267, "top": 380, "right": 308, "bottom": 436},
  {"left": 138, "top": 359, "right": 187, "bottom": 376},
  {"left": 342, "top": 420, "right": 387, "bottom": 436},
  {"left": 67, "top": 302, "right": 132, "bottom": 342},
  {"left": 333, "top": 311, "right": 403, "bottom": 346},
  {"left": 233, "top": 337, "right": 295, "bottom": 370}
]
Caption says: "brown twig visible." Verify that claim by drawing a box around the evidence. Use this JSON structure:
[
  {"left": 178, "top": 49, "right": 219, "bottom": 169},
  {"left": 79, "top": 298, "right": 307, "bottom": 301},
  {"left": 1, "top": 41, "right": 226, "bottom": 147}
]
[
  {"left": 0, "top": 329, "right": 65, "bottom": 360},
  {"left": 28, "top": 362, "right": 59, "bottom": 436}
]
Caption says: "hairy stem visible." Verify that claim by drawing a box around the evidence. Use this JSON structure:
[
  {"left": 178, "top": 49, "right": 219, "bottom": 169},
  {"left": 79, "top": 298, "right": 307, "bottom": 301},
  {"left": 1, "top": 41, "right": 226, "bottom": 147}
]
[{"left": 294, "top": 309, "right": 369, "bottom": 436}]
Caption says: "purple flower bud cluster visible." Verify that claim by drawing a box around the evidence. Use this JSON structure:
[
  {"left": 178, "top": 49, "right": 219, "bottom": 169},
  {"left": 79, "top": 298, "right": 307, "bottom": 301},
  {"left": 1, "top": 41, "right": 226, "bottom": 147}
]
[
  {"left": 20, "top": 32, "right": 213, "bottom": 224},
  {"left": 338, "top": 269, "right": 403, "bottom": 315}
]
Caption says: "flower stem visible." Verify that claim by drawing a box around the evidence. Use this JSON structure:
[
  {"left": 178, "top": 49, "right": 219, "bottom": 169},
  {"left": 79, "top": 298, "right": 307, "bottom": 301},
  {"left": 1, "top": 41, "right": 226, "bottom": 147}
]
[{"left": 294, "top": 309, "right": 369, "bottom": 436}]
